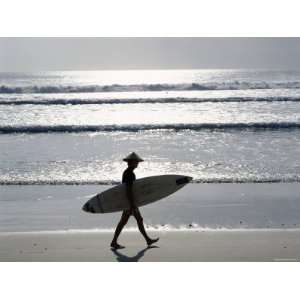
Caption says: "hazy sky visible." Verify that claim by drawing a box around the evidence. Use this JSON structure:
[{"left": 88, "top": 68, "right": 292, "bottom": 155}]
[{"left": 1, "top": 37, "right": 300, "bottom": 71}]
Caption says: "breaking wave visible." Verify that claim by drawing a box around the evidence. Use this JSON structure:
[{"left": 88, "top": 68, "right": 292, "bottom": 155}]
[
  {"left": 2, "top": 81, "right": 300, "bottom": 94},
  {"left": 1, "top": 96, "right": 300, "bottom": 105},
  {"left": 1, "top": 122, "right": 300, "bottom": 134}
]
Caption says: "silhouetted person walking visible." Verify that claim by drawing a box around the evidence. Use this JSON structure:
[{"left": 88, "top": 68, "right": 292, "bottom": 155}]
[{"left": 110, "top": 152, "right": 159, "bottom": 249}]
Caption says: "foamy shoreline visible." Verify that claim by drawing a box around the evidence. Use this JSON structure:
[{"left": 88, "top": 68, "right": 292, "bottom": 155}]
[{"left": 2, "top": 227, "right": 300, "bottom": 235}]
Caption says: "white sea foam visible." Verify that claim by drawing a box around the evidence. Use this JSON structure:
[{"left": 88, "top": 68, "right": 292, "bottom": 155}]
[{"left": 2, "top": 226, "right": 300, "bottom": 235}]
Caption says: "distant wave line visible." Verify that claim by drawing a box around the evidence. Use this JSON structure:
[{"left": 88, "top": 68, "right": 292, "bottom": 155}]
[
  {"left": 2, "top": 81, "right": 300, "bottom": 94},
  {"left": 1, "top": 96, "right": 300, "bottom": 105},
  {"left": 1, "top": 122, "right": 300, "bottom": 134}
]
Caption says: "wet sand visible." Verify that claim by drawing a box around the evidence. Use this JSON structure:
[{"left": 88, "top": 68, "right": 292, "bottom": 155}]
[
  {"left": 1, "top": 229, "right": 300, "bottom": 262},
  {"left": 2, "top": 183, "right": 300, "bottom": 232}
]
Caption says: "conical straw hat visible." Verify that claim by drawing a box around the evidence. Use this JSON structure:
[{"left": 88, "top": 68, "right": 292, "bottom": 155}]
[{"left": 123, "top": 152, "right": 144, "bottom": 162}]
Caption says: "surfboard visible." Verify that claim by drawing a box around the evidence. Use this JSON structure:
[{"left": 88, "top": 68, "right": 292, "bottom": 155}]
[{"left": 82, "top": 174, "right": 192, "bottom": 214}]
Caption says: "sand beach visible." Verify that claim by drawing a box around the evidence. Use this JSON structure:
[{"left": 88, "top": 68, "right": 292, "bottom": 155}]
[{"left": 1, "top": 229, "right": 300, "bottom": 262}]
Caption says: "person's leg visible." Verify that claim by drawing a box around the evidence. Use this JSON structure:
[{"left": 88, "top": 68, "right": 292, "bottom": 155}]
[
  {"left": 111, "top": 211, "right": 131, "bottom": 249},
  {"left": 132, "top": 208, "right": 159, "bottom": 246}
]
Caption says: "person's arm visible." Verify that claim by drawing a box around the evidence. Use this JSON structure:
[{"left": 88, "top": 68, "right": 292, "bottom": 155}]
[{"left": 126, "top": 184, "right": 137, "bottom": 210}]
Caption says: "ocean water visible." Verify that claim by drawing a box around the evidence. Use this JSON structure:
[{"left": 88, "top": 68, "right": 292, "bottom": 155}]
[{"left": 1, "top": 69, "right": 300, "bottom": 232}]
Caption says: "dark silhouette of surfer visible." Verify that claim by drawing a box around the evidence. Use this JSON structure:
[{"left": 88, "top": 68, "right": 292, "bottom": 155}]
[{"left": 110, "top": 152, "right": 159, "bottom": 250}]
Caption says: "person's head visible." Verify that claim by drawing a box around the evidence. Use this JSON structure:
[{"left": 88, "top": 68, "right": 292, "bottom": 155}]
[
  {"left": 127, "top": 159, "right": 139, "bottom": 169},
  {"left": 123, "top": 152, "right": 144, "bottom": 169}
]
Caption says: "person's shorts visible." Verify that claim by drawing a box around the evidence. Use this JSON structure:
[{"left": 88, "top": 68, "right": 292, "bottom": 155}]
[{"left": 122, "top": 208, "right": 140, "bottom": 217}]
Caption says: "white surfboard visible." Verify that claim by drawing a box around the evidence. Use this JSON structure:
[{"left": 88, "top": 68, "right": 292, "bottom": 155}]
[{"left": 82, "top": 174, "right": 192, "bottom": 214}]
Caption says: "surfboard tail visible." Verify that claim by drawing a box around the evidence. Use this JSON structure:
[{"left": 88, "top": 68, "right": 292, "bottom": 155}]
[
  {"left": 82, "top": 202, "right": 95, "bottom": 213},
  {"left": 176, "top": 176, "right": 193, "bottom": 185}
]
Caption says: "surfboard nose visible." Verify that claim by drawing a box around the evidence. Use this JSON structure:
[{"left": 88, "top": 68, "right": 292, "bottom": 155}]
[{"left": 176, "top": 176, "right": 193, "bottom": 185}]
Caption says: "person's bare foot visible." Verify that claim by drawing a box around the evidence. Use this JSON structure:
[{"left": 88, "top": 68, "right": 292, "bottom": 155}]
[
  {"left": 147, "top": 238, "right": 159, "bottom": 246},
  {"left": 110, "top": 242, "right": 125, "bottom": 250}
]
